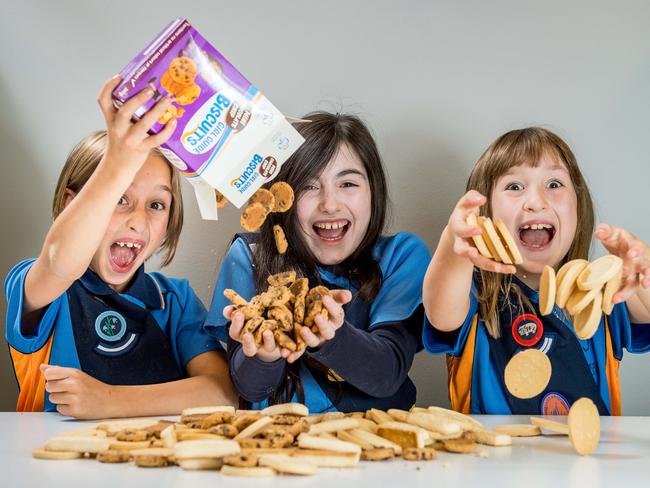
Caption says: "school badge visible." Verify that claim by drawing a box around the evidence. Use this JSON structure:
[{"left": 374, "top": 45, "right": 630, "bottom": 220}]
[
  {"left": 94, "top": 311, "right": 137, "bottom": 356},
  {"left": 511, "top": 313, "right": 544, "bottom": 347}
]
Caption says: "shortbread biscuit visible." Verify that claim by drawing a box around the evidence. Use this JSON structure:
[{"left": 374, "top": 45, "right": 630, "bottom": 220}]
[
  {"left": 467, "top": 213, "right": 492, "bottom": 259},
  {"left": 494, "top": 218, "right": 524, "bottom": 264},
  {"left": 479, "top": 217, "right": 513, "bottom": 264},
  {"left": 220, "top": 465, "right": 277, "bottom": 477},
  {"left": 573, "top": 291, "right": 603, "bottom": 340},
  {"left": 361, "top": 447, "right": 395, "bottom": 461},
  {"left": 504, "top": 348, "right": 551, "bottom": 399},
  {"left": 492, "top": 424, "right": 541, "bottom": 437},
  {"left": 602, "top": 269, "right": 622, "bottom": 315},
  {"left": 576, "top": 255, "right": 623, "bottom": 291},
  {"left": 538, "top": 265, "right": 556, "bottom": 315},
  {"left": 568, "top": 397, "right": 600, "bottom": 455},
  {"left": 32, "top": 448, "right": 82, "bottom": 460},
  {"left": 555, "top": 259, "right": 589, "bottom": 308},
  {"left": 441, "top": 438, "right": 477, "bottom": 454}
]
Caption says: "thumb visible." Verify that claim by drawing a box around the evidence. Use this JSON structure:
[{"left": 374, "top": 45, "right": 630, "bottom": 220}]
[{"left": 331, "top": 289, "right": 353, "bottom": 305}]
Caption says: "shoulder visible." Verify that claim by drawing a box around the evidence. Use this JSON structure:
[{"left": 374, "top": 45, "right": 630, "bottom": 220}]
[
  {"left": 146, "top": 272, "right": 202, "bottom": 311},
  {"left": 373, "top": 233, "right": 431, "bottom": 269},
  {"left": 4, "top": 258, "right": 36, "bottom": 297}
]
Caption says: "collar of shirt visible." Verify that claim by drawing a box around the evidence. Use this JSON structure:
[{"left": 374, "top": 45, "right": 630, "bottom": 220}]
[{"left": 78, "top": 265, "right": 163, "bottom": 310}]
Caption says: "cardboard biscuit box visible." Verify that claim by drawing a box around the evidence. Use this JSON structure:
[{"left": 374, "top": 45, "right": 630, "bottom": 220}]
[{"left": 112, "top": 18, "right": 304, "bottom": 219}]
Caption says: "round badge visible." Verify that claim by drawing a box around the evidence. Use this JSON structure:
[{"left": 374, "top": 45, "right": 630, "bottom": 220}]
[
  {"left": 511, "top": 313, "right": 544, "bottom": 347},
  {"left": 95, "top": 311, "right": 127, "bottom": 342},
  {"left": 540, "top": 392, "right": 570, "bottom": 416}
]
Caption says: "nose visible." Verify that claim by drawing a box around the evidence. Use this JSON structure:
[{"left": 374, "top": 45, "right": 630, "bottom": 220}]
[
  {"left": 126, "top": 204, "right": 147, "bottom": 233},
  {"left": 522, "top": 184, "right": 548, "bottom": 213},
  {"left": 318, "top": 186, "right": 340, "bottom": 213}
]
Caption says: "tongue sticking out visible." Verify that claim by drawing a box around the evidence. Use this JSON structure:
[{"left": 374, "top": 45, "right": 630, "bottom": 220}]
[
  {"left": 110, "top": 244, "right": 137, "bottom": 268},
  {"left": 520, "top": 229, "right": 552, "bottom": 248}
]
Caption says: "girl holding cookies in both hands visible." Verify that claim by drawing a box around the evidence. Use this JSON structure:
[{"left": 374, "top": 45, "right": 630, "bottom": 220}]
[
  {"left": 205, "top": 112, "right": 431, "bottom": 413},
  {"left": 4, "top": 77, "right": 236, "bottom": 419},
  {"left": 422, "top": 127, "right": 650, "bottom": 415}
]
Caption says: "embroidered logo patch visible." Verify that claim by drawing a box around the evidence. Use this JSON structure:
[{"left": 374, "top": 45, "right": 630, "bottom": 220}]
[
  {"left": 511, "top": 314, "right": 544, "bottom": 347},
  {"left": 540, "top": 392, "right": 570, "bottom": 416},
  {"left": 94, "top": 311, "right": 137, "bottom": 356},
  {"left": 95, "top": 311, "right": 127, "bottom": 342}
]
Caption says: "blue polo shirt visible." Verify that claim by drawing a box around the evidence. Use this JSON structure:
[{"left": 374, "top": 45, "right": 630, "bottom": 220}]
[
  {"left": 5, "top": 259, "right": 222, "bottom": 412},
  {"left": 423, "top": 278, "right": 650, "bottom": 415}
]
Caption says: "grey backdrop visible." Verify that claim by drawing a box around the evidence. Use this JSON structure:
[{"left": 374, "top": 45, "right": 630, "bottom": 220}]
[{"left": 1, "top": 0, "right": 648, "bottom": 413}]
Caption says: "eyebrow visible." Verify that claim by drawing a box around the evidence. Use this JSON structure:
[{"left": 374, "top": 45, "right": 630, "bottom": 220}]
[
  {"left": 156, "top": 185, "right": 173, "bottom": 194},
  {"left": 336, "top": 169, "right": 366, "bottom": 178}
]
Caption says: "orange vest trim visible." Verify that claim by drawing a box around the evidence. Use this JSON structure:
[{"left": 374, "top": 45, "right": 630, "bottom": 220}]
[
  {"left": 446, "top": 315, "right": 478, "bottom": 414},
  {"left": 604, "top": 317, "right": 621, "bottom": 416},
  {"left": 9, "top": 335, "right": 54, "bottom": 412}
]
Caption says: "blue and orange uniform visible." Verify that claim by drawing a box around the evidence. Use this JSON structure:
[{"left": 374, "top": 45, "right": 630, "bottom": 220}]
[
  {"left": 204, "top": 232, "right": 430, "bottom": 413},
  {"left": 423, "top": 274, "right": 650, "bottom": 415},
  {"left": 4, "top": 259, "right": 222, "bottom": 412}
]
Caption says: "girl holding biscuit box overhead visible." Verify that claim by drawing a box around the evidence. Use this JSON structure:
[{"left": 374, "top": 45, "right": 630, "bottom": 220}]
[
  {"left": 205, "top": 112, "right": 431, "bottom": 413},
  {"left": 422, "top": 127, "right": 650, "bottom": 415},
  {"left": 4, "top": 77, "right": 236, "bottom": 418}
]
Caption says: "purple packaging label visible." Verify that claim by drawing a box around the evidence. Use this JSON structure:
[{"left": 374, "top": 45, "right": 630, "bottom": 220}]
[{"left": 111, "top": 19, "right": 263, "bottom": 176}]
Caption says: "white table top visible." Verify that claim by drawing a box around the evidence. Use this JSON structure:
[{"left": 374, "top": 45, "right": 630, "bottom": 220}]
[{"left": 4, "top": 413, "right": 649, "bottom": 487}]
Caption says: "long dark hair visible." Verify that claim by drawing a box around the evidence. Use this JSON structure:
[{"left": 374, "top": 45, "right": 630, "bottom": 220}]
[
  {"left": 253, "top": 111, "right": 389, "bottom": 303},
  {"left": 251, "top": 111, "right": 389, "bottom": 408}
]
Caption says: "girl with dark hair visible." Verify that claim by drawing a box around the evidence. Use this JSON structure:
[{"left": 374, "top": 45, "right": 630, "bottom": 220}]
[{"left": 205, "top": 111, "right": 431, "bottom": 413}]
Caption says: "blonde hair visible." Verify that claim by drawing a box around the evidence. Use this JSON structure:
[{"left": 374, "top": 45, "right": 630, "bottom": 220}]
[
  {"left": 467, "top": 127, "right": 594, "bottom": 338},
  {"left": 52, "top": 131, "right": 184, "bottom": 266}
]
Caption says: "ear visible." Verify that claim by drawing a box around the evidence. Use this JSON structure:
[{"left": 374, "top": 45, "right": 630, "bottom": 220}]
[{"left": 62, "top": 189, "right": 77, "bottom": 209}]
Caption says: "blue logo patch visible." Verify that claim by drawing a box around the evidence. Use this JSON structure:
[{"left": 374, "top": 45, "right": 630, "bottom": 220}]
[
  {"left": 94, "top": 311, "right": 137, "bottom": 356},
  {"left": 95, "top": 311, "right": 127, "bottom": 342}
]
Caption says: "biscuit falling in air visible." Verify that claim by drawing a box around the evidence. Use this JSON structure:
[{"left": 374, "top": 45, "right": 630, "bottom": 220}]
[
  {"left": 215, "top": 190, "right": 228, "bottom": 209},
  {"left": 274, "top": 225, "right": 288, "bottom": 254},
  {"left": 538, "top": 265, "right": 556, "bottom": 316},
  {"left": 269, "top": 182, "right": 294, "bottom": 213},
  {"left": 504, "top": 348, "right": 551, "bottom": 399},
  {"left": 248, "top": 188, "right": 276, "bottom": 213},
  {"left": 240, "top": 203, "right": 269, "bottom": 232}
]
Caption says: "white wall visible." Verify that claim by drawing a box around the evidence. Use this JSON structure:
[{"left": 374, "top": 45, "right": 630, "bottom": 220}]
[{"left": 1, "top": 0, "right": 648, "bottom": 413}]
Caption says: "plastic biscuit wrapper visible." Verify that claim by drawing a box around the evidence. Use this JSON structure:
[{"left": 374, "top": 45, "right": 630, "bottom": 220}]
[{"left": 112, "top": 18, "right": 304, "bottom": 219}]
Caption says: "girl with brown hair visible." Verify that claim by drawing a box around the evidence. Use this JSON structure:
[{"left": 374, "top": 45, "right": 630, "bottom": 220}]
[
  {"left": 4, "top": 77, "right": 236, "bottom": 418},
  {"left": 422, "top": 127, "right": 650, "bottom": 415}
]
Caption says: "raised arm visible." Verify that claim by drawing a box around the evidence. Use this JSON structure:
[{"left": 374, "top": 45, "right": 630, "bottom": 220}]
[
  {"left": 24, "top": 78, "right": 176, "bottom": 315},
  {"left": 423, "top": 191, "right": 515, "bottom": 331}
]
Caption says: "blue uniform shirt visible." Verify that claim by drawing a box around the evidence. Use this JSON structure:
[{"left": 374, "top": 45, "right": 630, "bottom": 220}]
[
  {"left": 204, "top": 232, "right": 431, "bottom": 413},
  {"left": 423, "top": 277, "right": 650, "bottom": 415},
  {"left": 5, "top": 259, "right": 222, "bottom": 412}
]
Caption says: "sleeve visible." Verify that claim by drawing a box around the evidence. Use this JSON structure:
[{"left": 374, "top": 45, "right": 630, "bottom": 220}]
[
  {"left": 203, "top": 237, "right": 257, "bottom": 343},
  {"left": 368, "top": 232, "right": 431, "bottom": 327},
  {"left": 422, "top": 280, "right": 479, "bottom": 356},
  {"left": 226, "top": 338, "right": 286, "bottom": 403},
  {"left": 607, "top": 302, "right": 650, "bottom": 356},
  {"left": 171, "top": 279, "right": 224, "bottom": 370},
  {"left": 4, "top": 259, "right": 64, "bottom": 353},
  {"left": 307, "top": 309, "right": 421, "bottom": 397}
]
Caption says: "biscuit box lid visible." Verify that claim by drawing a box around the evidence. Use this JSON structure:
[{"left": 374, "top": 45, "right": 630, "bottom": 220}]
[{"left": 111, "top": 19, "right": 304, "bottom": 219}]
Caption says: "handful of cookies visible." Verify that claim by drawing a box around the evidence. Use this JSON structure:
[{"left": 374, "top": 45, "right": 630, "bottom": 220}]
[
  {"left": 467, "top": 214, "right": 524, "bottom": 265},
  {"left": 538, "top": 255, "right": 623, "bottom": 339},
  {"left": 224, "top": 271, "right": 331, "bottom": 352}
]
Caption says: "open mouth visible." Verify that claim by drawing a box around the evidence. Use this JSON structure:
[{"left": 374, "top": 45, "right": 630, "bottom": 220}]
[
  {"left": 313, "top": 220, "right": 350, "bottom": 242},
  {"left": 519, "top": 223, "right": 556, "bottom": 249},
  {"left": 109, "top": 240, "right": 144, "bottom": 272}
]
